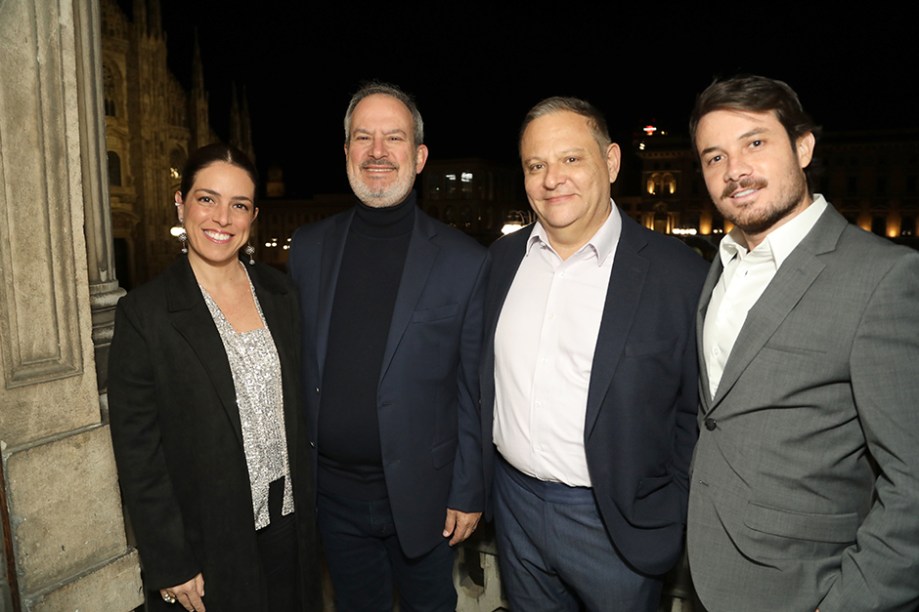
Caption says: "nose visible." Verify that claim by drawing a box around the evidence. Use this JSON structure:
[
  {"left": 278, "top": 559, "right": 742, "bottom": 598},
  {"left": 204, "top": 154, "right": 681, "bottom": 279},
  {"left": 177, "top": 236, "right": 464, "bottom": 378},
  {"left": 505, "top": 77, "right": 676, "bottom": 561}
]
[
  {"left": 543, "top": 163, "right": 566, "bottom": 189},
  {"left": 725, "top": 155, "right": 752, "bottom": 182},
  {"left": 212, "top": 203, "right": 231, "bottom": 225},
  {"left": 369, "top": 134, "right": 387, "bottom": 159}
]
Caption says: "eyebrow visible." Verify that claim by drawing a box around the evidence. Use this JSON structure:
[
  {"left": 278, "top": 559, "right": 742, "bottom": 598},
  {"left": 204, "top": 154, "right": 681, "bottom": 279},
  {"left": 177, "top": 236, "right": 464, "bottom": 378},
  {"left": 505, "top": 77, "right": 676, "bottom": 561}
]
[
  {"left": 192, "top": 187, "right": 252, "bottom": 202},
  {"left": 522, "top": 147, "right": 588, "bottom": 165},
  {"left": 700, "top": 127, "right": 772, "bottom": 157},
  {"left": 352, "top": 127, "right": 408, "bottom": 137}
]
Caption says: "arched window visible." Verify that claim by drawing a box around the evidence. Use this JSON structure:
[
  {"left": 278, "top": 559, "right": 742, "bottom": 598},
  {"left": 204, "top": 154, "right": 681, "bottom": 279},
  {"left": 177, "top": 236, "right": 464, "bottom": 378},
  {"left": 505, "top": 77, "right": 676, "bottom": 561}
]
[
  {"left": 647, "top": 172, "right": 677, "bottom": 196},
  {"left": 107, "top": 151, "right": 122, "bottom": 186}
]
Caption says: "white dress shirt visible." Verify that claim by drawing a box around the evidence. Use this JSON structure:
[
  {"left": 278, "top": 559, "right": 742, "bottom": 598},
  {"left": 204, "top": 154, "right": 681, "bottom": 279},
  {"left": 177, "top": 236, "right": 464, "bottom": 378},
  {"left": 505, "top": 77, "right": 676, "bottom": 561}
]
[
  {"left": 703, "top": 195, "right": 828, "bottom": 399},
  {"left": 493, "top": 203, "right": 621, "bottom": 486}
]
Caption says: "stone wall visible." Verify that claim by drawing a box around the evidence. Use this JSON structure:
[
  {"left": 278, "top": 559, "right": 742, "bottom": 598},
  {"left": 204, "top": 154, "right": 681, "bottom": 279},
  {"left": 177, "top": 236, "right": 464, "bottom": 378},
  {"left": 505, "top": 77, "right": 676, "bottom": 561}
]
[{"left": 0, "top": 0, "right": 141, "bottom": 609}]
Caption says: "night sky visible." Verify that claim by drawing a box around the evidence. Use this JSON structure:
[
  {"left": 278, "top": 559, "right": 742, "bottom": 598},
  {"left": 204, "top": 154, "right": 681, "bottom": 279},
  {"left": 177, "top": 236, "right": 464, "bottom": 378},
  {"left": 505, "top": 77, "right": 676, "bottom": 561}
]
[{"left": 142, "top": 2, "right": 917, "bottom": 197}]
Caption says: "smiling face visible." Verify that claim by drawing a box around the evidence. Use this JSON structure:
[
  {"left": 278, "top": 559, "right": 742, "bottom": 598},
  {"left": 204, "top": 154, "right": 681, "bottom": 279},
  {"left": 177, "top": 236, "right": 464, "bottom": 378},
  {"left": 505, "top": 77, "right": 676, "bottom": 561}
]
[
  {"left": 344, "top": 93, "right": 428, "bottom": 208},
  {"left": 696, "top": 109, "right": 814, "bottom": 248},
  {"left": 520, "top": 110, "right": 620, "bottom": 257},
  {"left": 176, "top": 161, "right": 257, "bottom": 270}
]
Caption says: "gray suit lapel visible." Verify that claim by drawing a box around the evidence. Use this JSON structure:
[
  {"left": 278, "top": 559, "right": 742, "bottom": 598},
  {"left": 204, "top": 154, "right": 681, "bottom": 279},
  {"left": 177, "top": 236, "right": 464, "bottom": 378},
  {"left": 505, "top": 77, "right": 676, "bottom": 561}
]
[{"left": 710, "top": 206, "right": 845, "bottom": 410}]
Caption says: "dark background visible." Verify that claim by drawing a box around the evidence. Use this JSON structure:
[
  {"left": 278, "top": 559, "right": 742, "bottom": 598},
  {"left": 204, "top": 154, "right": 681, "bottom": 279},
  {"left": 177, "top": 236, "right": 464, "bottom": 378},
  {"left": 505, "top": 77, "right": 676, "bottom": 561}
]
[{"left": 130, "top": 2, "right": 916, "bottom": 197}]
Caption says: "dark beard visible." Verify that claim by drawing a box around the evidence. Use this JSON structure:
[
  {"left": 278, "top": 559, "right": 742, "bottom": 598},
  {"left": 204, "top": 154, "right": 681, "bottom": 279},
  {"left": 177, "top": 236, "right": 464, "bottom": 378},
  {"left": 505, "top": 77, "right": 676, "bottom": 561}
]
[{"left": 726, "top": 174, "right": 808, "bottom": 236}]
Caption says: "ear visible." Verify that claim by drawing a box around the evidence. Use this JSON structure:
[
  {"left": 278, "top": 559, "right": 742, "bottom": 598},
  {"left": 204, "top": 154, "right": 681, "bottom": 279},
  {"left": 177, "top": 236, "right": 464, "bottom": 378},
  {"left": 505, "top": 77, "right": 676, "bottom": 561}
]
[
  {"left": 414, "top": 144, "right": 429, "bottom": 174},
  {"left": 343, "top": 142, "right": 350, "bottom": 162},
  {"left": 606, "top": 143, "right": 622, "bottom": 183},
  {"left": 251, "top": 207, "right": 259, "bottom": 223},
  {"left": 796, "top": 132, "right": 816, "bottom": 169},
  {"left": 175, "top": 190, "right": 184, "bottom": 223}
]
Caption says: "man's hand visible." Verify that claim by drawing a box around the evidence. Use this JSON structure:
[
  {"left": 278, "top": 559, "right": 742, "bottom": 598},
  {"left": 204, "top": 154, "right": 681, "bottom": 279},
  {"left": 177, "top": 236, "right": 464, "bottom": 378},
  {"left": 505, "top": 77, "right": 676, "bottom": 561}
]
[
  {"left": 160, "top": 572, "right": 205, "bottom": 611},
  {"left": 443, "top": 508, "right": 482, "bottom": 546}
]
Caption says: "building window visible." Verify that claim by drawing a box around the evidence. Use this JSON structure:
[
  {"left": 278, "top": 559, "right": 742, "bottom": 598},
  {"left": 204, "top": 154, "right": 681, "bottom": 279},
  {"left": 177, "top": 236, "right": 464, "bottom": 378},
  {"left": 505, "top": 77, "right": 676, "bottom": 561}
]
[
  {"left": 871, "top": 215, "right": 886, "bottom": 236},
  {"left": 108, "top": 151, "right": 121, "bottom": 186},
  {"left": 103, "top": 64, "right": 117, "bottom": 117},
  {"left": 445, "top": 173, "right": 458, "bottom": 197},
  {"left": 646, "top": 172, "right": 677, "bottom": 196}
]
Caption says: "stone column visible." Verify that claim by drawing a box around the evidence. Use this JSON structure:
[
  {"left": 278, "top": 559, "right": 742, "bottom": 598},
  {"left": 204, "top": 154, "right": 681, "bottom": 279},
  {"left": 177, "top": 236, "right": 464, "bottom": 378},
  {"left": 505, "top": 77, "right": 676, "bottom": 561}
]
[
  {"left": 74, "top": 0, "right": 126, "bottom": 414},
  {"left": 0, "top": 0, "right": 142, "bottom": 609}
]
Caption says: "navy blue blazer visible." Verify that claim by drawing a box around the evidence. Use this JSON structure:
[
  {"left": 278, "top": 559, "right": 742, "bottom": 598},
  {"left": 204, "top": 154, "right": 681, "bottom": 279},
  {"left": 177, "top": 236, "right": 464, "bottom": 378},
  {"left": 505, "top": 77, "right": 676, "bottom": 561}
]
[
  {"left": 480, "top": 213, "right": 708, "bottom": 575},
  {"left": 289, "top": 205, "right": 489, "bottom": 558}
]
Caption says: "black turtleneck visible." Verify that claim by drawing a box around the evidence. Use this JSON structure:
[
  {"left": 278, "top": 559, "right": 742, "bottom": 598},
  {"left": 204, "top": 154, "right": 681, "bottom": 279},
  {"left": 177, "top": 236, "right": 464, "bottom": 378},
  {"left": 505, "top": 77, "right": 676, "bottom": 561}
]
[{"left": 317, "top": 192, "right": 417, "bottom": 500}]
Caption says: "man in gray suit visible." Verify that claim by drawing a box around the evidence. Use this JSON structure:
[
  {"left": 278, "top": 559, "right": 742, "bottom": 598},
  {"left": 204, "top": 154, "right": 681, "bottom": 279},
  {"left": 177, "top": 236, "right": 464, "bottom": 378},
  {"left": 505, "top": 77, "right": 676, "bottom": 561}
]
[{"left": 687, "top": 75, "right": 919, "bottom": 612}]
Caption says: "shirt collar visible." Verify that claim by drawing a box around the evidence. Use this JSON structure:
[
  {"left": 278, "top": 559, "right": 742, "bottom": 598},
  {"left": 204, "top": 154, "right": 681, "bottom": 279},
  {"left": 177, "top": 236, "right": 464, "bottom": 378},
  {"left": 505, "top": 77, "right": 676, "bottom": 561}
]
[
  {"left": 525, "top": 199, "right": 622, "bottom": 266},
  {"left": 718, "top": 194, "right": 828, "bottom": 269}
]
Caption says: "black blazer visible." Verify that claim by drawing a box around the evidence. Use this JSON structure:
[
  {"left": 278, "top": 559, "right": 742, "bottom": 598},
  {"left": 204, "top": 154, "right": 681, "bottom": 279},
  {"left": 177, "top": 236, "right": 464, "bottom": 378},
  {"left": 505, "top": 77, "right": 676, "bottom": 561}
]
[
  {"left": 480, "top": 213, "right": 708, "bottom": 575},
  {"left": 109, "top": 256, "right": 319, "bottom": 611},
  {"left": 289, "top": 207, "right": 489, "bottom": 558}
]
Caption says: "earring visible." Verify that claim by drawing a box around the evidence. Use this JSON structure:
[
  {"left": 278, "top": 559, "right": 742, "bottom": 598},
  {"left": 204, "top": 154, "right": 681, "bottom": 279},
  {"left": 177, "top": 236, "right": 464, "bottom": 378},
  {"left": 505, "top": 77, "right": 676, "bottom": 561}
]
[
  {"left": 244, "top": 244, "right": 255, "bottom": 265},
  {"left": 177, "top": 228, "right": 188, "bottom": 254}
]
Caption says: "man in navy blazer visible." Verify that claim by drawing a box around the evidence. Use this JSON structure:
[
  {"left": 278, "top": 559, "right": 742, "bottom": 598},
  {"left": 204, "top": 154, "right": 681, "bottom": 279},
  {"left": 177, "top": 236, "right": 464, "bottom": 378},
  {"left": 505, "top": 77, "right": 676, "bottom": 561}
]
[
  {"left": 480, "top": 97, "right": 707, "bottom": 611},
  {"left": 288, "top": 82, "right": 488, "bottom": 611}
]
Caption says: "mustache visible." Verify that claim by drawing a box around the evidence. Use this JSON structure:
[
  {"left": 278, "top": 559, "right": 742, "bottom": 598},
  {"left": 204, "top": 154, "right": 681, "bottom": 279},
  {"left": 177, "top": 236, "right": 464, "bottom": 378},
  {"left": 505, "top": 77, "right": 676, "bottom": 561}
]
[
  {"left": 722, "top": 177, "right": 767, "bottom": 199},
  {"left": 361, "top": 159, "right": 398, "bottom": 170}
]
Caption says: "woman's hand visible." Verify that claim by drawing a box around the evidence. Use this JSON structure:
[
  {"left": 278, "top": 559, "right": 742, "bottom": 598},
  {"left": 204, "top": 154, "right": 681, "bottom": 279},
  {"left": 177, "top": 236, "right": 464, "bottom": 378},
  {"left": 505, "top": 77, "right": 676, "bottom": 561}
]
[{"left": 160, "top": 573, "right": 205, "bottom": 611}]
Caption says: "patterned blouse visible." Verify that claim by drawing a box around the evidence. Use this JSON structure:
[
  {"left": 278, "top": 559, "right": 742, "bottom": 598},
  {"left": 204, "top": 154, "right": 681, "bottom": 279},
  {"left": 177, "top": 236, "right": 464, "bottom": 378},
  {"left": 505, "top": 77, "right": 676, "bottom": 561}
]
[{"left": 200, "top": 266, "right": 294, "bottom": 529}]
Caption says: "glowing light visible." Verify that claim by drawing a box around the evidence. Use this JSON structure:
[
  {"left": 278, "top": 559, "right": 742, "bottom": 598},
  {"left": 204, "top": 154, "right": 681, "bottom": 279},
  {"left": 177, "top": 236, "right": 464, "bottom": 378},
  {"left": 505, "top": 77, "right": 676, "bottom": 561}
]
[{"left": 501, "top": 210, "right": 534, "bottom": 235}]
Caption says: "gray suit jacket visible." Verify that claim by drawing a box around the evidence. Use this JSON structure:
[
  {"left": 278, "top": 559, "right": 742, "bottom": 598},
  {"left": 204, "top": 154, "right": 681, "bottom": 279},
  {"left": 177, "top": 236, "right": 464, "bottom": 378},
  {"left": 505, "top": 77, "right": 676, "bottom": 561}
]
[{"left": 688, "top": 203, "right": 919, "bottom": 612}]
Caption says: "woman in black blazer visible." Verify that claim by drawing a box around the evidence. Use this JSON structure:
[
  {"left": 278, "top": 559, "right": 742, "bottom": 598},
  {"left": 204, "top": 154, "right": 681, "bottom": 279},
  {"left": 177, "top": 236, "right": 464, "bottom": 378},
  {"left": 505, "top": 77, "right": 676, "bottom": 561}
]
[{"left": 109, "top": 144, "right": 319, "bottom": 611}]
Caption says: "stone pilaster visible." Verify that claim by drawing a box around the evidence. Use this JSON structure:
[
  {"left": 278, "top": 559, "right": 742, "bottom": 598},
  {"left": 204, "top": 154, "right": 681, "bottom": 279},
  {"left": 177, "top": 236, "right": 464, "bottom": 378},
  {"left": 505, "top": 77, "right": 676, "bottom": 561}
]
[{"left": 0, "top": 0, "right": 142, "bottom": 609}]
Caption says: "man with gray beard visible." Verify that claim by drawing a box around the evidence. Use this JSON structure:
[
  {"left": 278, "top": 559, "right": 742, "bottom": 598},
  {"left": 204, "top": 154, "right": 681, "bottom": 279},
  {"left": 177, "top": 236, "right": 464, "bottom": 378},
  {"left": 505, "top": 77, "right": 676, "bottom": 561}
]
[{"left": 289, "top": 82, "right": 488, "bottom": 611}]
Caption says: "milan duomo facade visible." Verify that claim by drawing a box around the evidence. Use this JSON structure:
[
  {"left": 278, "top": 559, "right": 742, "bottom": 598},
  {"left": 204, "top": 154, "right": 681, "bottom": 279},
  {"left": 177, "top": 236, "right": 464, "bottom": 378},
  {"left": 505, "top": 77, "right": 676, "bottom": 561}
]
[
  {"left": 101, "top": 0, "right": 254, "bottom": 290},
  {"left": 0, "top": 1, "right": 247, "bottom": 609}
]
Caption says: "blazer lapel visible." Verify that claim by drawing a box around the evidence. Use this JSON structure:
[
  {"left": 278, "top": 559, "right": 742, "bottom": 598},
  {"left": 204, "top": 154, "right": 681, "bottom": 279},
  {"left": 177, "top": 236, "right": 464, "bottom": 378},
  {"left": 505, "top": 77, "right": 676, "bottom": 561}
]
[
  {"left": 697, "top": 258, "right": 723, "bottom": 412},
  {"left": 315, "top": 210, "right": 353, "bottom": 378},
  {"left": 250, "top": 265, "right": 294, "bottom": 390},
  {"left": 710, "top": 205, "right": 845, "bottom": 409},
  {"left": 379, "top": 211, "right": 437, "bottom": 381},
  {"left": 165, "top": 258, "right": 244, "bottom": 445},
  {"left": 585, "top": 216, "right": 649, "bottom": 438}
]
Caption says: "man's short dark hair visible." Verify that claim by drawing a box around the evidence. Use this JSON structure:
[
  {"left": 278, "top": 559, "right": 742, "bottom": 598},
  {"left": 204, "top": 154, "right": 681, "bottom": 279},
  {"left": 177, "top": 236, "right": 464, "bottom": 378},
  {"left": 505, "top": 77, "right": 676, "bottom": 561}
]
[
  {"left": 520, "top": 96, "right": 612, "bottom": 154},
  {"left": 689, "top": 75, "right": 821, "bottom": 186}
]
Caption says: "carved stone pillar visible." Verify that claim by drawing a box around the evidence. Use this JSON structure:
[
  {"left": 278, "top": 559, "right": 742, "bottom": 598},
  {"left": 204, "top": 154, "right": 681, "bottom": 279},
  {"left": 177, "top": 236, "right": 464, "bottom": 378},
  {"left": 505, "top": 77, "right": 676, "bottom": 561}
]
[
  {"left": 74, "top": 0, "right": 126, "bottom": 414},
  {"left": 0, "top": 0, "right": 142, "bottom": 609}
]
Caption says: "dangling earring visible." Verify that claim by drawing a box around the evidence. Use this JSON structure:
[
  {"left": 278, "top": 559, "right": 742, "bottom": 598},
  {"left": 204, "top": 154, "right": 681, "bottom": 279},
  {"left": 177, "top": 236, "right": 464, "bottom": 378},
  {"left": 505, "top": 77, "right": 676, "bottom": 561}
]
[
  {"left": 244, "top": 244, "right": 255, "bottom": 265},
  {"left": 173, "top": 199, "right": 187, "bottom": 254}
]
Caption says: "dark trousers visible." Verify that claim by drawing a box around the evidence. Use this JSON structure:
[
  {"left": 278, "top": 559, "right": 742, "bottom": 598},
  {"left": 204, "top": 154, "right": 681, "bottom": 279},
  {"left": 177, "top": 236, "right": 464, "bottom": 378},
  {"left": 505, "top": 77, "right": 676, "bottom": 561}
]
[
  {"left": 256, "top": 477, "right": 301, "bottom": 611},
  {"left": 317, "top": 491, "right": 456, "bottom": 612},
  {"left": 494, "top": 458, "right": 663, "bottom": 612}
]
